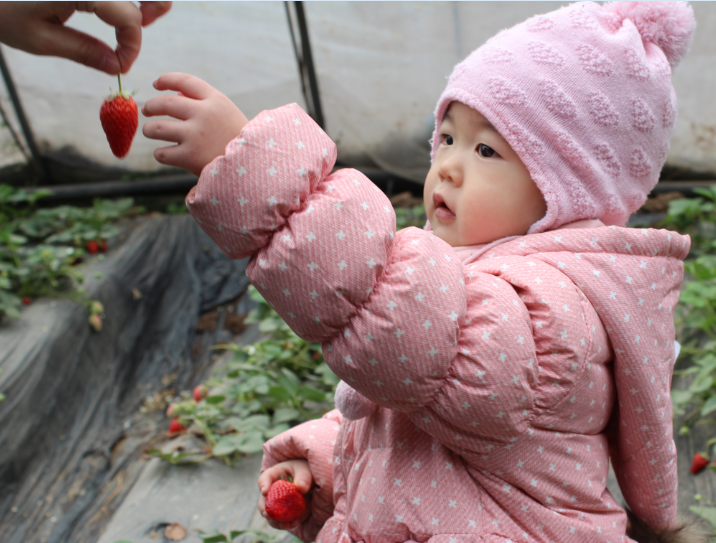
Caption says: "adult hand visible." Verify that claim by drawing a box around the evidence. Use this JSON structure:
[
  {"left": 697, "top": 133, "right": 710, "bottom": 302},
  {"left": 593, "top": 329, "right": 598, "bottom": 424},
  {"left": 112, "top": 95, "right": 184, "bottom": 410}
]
[
  {"left": 0, "top": 2, "right": 172, "bottom": 74},
  {"left": 142, "top": 73, "right": 250, "bottom": 177},
  {"left": 257, "top": 459, "right": 313, "bottom": 531}
]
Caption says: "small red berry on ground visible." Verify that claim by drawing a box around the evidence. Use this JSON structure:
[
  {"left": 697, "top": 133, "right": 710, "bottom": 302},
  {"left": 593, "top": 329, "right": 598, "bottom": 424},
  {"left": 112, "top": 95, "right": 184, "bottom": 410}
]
[
  {"left": 193, "top": 385, "right": 208, "bottom": 402},
  {"left": 22, "top": 296, "right": 31, "bottom": 305},
  {"left": 87, "top": 240, "right": 99, "bottom": 254},
  {"left": 691, "top": 452, "right": 709, "bottom": 475},
  {"left": 168, "top": 418, "right": 186, "bottom": 435},
  {"left": 265, "top": 479, "right": 306, "bottom": 523}
]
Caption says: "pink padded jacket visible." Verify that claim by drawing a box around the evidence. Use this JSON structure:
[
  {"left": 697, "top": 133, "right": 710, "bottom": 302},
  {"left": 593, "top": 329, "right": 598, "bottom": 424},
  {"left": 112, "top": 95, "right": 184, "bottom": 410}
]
[{"left": 186, "top": 104, "right": 689, "bottom": 543}]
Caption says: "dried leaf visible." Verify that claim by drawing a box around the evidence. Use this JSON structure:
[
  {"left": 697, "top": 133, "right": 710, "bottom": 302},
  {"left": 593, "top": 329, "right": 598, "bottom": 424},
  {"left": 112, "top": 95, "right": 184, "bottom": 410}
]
[{"left": 165, "top": 522, "right": 187, "bottom": 541}]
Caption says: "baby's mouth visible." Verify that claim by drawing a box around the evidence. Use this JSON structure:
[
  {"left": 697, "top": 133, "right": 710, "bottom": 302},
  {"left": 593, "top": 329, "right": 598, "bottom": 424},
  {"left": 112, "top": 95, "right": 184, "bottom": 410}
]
[{"left": 433, "top": 192, "right": 456, "bottom": 222}]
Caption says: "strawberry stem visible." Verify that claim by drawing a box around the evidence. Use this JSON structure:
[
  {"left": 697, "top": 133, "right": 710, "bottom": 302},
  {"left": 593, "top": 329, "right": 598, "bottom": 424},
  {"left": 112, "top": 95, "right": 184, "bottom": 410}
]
[{"left": 117, "top": 73, "right": 123, "bottom": 95}]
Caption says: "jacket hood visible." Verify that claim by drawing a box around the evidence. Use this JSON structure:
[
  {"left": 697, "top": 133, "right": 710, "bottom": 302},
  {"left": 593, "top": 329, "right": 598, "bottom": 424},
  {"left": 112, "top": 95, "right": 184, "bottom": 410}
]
[{"left": 479, "top": 224, "right": 690, "bottom": 526}]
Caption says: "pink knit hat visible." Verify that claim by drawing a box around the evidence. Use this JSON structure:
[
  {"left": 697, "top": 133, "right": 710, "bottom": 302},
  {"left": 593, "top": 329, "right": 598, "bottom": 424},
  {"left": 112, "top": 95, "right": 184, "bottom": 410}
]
[{"left": 431, "top": 1, "right": 696, "bottom": 233}]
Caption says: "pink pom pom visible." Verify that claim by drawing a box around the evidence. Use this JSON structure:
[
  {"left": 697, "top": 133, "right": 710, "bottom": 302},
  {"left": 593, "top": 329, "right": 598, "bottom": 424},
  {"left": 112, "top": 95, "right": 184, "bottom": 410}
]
[{"left": 603, "top": 1, "right": 695, "bottom": 67}]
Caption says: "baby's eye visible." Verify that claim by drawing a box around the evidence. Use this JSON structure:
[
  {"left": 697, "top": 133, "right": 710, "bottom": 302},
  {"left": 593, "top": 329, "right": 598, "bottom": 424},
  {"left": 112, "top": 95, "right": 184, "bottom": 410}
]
[
  {"left": 441, "top": 134, "right": 454, "bottom": 145},
  {"left": 477, "top": 143, "right": 497, "bottom": 158}
]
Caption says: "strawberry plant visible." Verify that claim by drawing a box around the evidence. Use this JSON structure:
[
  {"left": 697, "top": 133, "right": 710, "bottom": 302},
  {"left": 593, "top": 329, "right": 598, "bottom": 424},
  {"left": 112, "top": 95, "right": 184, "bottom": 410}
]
[
  {"left": 0, "top": 184, "right": 141, "bottom": 322},
  {"left": 657, "top": 187, "right": 716, "bottom": 528},
  {"left": 151, "top": 286, "right": 339, "bottom": 465},
  {"left": 665, "top": 189, "right": 716, "bottom": 429}
]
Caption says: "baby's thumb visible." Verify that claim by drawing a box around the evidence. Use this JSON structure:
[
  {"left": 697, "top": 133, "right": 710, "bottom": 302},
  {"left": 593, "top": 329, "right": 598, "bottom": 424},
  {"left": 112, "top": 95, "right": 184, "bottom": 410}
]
[{"left": 291, "top": 463, "right": 313, "bottom": 494}]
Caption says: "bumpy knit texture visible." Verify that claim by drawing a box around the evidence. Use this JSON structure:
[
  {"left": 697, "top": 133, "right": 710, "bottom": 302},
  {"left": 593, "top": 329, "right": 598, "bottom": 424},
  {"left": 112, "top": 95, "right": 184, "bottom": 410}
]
[
  {"left": 186, "top": 104, "right": 689, "bottom": 542},
  {"left": 432, "top": 1, "right": 695, "bottom": 234}
]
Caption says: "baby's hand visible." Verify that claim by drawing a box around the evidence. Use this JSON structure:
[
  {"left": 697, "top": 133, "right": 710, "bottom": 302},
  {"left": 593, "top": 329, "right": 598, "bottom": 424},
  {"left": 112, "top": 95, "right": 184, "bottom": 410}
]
[
  {"left": 257, "top": 459, "right": 313, "bottom": 531},
  {"left": 142, "top": 73, "right": 249, "bottom": 176}
]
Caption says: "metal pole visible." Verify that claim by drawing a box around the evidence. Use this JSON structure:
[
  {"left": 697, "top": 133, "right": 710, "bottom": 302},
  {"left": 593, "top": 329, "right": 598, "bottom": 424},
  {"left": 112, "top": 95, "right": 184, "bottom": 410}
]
[
  {"left": 292, "top": 2, "right": 325, "bottom": 129},
  {"left": 0, "top": 97, "right": 31, "bottom": 164},
  {"left": 0, "top": 46, "right": 49, "bottom": 182}
]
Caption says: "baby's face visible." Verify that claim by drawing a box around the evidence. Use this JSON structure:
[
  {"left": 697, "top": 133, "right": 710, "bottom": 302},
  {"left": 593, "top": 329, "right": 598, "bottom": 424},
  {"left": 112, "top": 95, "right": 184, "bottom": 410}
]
[{"left": 424, "top": 102, "right": 547, "bottom": 247}]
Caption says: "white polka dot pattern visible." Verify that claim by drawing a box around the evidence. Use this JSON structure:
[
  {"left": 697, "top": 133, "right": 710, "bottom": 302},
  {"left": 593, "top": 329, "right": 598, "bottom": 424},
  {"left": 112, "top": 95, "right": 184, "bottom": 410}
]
[{"left": 191, "top": 104, "right": 690, "bottom": 542}]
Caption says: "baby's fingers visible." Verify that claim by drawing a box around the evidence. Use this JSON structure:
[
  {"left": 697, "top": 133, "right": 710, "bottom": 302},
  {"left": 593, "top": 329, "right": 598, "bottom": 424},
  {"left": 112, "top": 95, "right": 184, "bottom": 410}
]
[
  {"left": 142, "top": 94, "right": 193, "bottom": 120},
  {"left": 152, "top": 143, "right": 201, "bottom": 176},
  {"left": 153, "top": 73, "right": 216, "bottom": 100},
  {"left": 143, "top": 119, "right": 185, "bottom": 143},
  {"left": 258, "top": 460, "right": 313, "bottom": 495}
]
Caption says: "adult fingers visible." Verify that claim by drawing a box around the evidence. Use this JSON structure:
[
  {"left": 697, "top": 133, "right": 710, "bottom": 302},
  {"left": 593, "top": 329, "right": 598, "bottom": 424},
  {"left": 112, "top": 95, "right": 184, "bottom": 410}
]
[
  {"left": 142, "top": 95, "right": 194, "bottom": 121},
  {"left": 143, "top": 119, "right": 185, "bottom": 144},
  {"left": 86, "top": 2, "right": 143, "bottom": 73},
  {"left": 33, "top": 23, "right": 120, "bottom": 74},
  {"left": 139, "top": 1, "right": 173, "bottom": 26},
  {"left": 153, "top": 73, "right": 216, "bottom": 100}
]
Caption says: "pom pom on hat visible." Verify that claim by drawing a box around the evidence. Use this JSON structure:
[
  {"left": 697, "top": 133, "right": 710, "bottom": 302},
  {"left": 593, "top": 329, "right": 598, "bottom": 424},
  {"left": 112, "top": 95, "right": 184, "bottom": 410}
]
[{"left": 603, "top": 1, "right": 696, "bottom": 67}]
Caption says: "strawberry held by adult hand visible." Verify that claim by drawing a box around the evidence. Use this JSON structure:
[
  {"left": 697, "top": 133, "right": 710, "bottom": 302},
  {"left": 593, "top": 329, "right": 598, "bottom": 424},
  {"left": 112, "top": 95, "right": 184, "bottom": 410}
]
[
  {"left": 265, "top": 478, "right": 306, "bottom": 523},
  {"left": 100, "top": 74, "right": 138, "bottom": 158}
]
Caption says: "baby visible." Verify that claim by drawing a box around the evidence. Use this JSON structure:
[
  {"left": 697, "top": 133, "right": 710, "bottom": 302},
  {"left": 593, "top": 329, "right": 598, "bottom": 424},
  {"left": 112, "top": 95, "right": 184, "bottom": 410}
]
[{"left": 143, "top": 2, "right": 703, "bottom": 542}]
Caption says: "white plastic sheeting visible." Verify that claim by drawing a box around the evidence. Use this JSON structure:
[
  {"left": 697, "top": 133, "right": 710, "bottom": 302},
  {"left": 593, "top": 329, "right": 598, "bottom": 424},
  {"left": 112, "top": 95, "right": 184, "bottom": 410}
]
[{"left": 0, "top": 1, "right": 714, "bottom": 182}]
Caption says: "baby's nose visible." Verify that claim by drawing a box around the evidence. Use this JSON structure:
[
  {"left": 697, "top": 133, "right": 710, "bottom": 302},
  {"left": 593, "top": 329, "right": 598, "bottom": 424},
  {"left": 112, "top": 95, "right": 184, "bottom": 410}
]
[{"left": 439, "top": 156, "right": 463, "bottom": 185}]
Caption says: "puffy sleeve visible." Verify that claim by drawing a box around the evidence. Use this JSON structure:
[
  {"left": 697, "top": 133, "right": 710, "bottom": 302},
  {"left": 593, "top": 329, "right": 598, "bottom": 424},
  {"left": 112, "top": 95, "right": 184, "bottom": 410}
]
[{"left": 187, "top": 103, "right": 467, "bottom": 413}]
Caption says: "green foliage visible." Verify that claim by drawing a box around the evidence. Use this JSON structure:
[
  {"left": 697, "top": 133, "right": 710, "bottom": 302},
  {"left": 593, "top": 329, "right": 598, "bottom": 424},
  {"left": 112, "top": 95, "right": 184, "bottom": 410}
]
[
  {"left": 394, "top": 203, "right": 426, "bottom": 230},
  {"left": 661, "top": 187, "right": 716, "bottom": 257},
  {"left": 155, "top": 286, "right": 338, "bottom": 465},
  {"left": 665, "top": 188, "right": 716, "bottom": 495},
  {"left": 690, "top": 506, "right": 716, "bottom": 533},
  {"left": 166, "top": 202, "right": 188, "bottom": 215},
  {"left": 199, "top": 529, "right": 300, "bottom": 543},
  {"left": 0, "top": 184, "right": 140, "bottom": 321}
]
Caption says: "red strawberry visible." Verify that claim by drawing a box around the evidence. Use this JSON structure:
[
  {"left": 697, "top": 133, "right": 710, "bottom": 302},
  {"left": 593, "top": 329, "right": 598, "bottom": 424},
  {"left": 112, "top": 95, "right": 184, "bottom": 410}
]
[
  {"left": 193, "top": 385, "right": 208, "bottom": 402},
  {"left": 265, "top": 479, "right": 306, "bottom": 523},
  {"left": 22, "top": 296, "right": 31, "bottom": 305},
  {"left": 168, "top": 418, "right": 186, "bottom": 435},
  {"left": 86, "top": 240, "right": 99, "bottom": 254},
  {"left": 166, "top": 403, "right": 177, "bottom": 418},
  {"left": 100, "top": 75, "right": 138, "bottom": 158},
  {"left": 691, "top": 452, "right": 709, "bottom": 474},
  {"left": 99, "top": 239, "right": 108, "bottom": 252}
]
